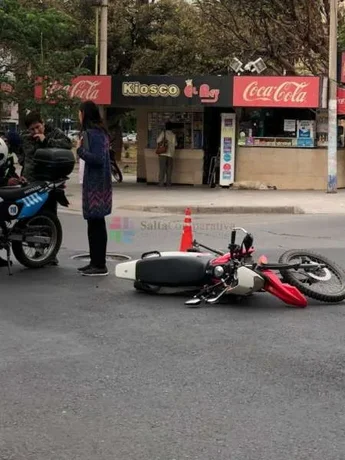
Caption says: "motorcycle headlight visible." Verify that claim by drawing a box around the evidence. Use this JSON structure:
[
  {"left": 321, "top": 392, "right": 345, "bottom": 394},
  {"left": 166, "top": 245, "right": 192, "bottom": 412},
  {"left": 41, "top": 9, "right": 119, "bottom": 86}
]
[{"left": 213, "top": 265, "right": 224, "bottom": 278}]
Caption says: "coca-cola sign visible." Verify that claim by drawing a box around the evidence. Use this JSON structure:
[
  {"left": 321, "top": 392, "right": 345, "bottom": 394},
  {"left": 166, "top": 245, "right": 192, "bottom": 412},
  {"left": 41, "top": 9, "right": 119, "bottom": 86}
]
[
  {"left": 233, "top": 76, "right": 321, "bottom": 108},
  {"left": 337, "top": 87, "right": 345, "bottom": 115},
  {"left": 35, "top": 75, "right": 112, "bottom": 105}
]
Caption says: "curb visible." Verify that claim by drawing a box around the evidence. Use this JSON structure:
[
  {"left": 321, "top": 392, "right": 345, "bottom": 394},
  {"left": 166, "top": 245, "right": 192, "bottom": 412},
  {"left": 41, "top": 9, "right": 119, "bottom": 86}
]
[
  {"left": 58, "top": 208, "right": 82, "bottom": 216},
  {"left": 117, "top": 205, "right": 305, "bottom": 214}
]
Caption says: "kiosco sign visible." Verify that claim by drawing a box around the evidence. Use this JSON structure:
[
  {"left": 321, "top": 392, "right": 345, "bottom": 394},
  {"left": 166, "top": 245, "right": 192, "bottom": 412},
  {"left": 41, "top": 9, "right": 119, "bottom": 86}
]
[
  {"left": 233, "top": 76, "right": 321, "bottom": 108},
  {"left": 122, "top": 82, "right": 180, "bottom": 97},
  {"left": 112, "top": 75, "right": 233, "bottom": 107}
]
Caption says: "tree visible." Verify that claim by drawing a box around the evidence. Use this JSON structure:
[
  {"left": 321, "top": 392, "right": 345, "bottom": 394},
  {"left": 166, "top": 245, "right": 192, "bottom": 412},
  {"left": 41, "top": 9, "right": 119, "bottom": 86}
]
[
  {"left": 195, "top": 0, "right": 345, "bottom": 76},
  {"left": 0, "top": 0, "right": 95, "bottom": 126},
  {"left": 100, "top": 0, "right": 214, "bottom": 75}
]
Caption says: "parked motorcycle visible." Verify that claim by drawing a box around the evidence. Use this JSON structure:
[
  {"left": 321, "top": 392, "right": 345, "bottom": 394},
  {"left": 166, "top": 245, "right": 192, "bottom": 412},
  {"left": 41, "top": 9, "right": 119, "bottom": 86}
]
[
  {"left": 0, "top": 147, "right": 75, "bottom": 275},
  {"left": 115, "top": 226, "right": 345, "bottom": 307}
]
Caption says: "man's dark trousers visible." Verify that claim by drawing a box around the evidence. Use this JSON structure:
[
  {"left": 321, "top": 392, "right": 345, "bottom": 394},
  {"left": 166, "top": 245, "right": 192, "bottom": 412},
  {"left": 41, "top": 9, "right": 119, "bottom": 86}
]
[{"left": 159, "top": 155, "right": 173, "bottom": 186}]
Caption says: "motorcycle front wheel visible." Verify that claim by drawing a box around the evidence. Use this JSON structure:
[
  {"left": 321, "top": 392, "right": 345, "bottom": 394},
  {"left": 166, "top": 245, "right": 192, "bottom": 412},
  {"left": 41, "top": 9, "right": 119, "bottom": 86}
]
[
  {"left": 279, "top": 249, "right": 345, "bottom": 303},
  {"left": 11, "top": 211, "right": 62, "bottom": 268}
]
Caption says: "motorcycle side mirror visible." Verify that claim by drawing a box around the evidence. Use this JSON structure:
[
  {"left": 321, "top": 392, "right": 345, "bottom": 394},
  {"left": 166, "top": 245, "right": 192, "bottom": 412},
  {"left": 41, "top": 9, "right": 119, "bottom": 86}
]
[
  {"left": 185, "top": 298, "right": 202, "bottom": 307},
  {"left": 243, "top": 233, "right": 254, "bottom": 251}
]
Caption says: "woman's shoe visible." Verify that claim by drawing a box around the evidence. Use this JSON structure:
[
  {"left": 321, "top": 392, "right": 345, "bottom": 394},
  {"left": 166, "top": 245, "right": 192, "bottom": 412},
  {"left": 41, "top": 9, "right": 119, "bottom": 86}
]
[
  {"left": 82, "top": 266, "right": 109, "bottom": 277},
  {"left": 77, "top": 264, "right": 91, "bottom": 273}
]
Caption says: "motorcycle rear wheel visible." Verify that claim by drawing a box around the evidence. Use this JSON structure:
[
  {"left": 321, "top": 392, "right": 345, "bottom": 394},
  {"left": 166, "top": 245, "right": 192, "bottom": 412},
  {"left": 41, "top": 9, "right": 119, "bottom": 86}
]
[
  {"left": 11, "top": 211, "right": 62, "bottom": 269},
  {"left": 278, "top": 249, "right": 345, "bottom": 303}
]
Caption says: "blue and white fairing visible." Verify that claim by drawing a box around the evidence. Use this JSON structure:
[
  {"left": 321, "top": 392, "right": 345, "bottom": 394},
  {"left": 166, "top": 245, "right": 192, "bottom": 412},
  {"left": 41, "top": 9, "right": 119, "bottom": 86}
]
[{"left": 16, "top": 191, "right": 49, "bottom": 219}]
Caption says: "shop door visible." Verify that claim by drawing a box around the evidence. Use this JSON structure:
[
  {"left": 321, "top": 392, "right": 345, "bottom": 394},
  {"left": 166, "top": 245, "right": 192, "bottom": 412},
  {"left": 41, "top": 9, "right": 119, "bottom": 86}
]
[{"left": 203, "top": 107, "right": 222, "bottom": 184}]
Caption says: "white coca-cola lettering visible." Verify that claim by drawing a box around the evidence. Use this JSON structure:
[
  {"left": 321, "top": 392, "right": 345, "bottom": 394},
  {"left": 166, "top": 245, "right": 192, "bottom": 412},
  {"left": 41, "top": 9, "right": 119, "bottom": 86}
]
[
  {"left": 242, "top": 81, "right": 310, "bottom": 104},
  {"left": 45, "top": 79, "right": 101, "bottom": 101}
]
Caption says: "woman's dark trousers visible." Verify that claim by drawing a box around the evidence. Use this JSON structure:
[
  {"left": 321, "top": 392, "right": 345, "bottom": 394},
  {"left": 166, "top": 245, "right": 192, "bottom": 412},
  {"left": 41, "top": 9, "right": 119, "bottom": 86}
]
[{"left": 87, "top": 218, "right": 107, "bottom": 268}]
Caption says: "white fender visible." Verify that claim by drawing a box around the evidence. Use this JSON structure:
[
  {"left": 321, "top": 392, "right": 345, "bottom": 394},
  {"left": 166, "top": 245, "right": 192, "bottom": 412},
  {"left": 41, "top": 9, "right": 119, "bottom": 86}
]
[{"left": 115, "top": 251, "right": 211, "bottom": 280}]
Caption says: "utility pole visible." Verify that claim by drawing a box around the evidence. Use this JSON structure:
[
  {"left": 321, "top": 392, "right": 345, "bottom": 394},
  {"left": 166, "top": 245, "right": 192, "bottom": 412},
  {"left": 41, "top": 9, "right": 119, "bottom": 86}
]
[
  {"left": 99, "top": 0, "right": 108, "bottom": 118},
  {"left": 95, "top": 6, "right": 100, "bottom": 75},
  {"left": 99, "top": 0, "right": 108, "bottom": 75},
  {"left": 327, "top": 0, "right": 338, "bottom": 193}
]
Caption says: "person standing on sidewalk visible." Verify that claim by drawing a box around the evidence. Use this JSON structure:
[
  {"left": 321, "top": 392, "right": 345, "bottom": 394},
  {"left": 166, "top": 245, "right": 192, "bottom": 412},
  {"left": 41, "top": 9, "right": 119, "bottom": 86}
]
[
  {"left": 76, "top": 100, "right": 112, "bottom": 277},
  {"left": 156, "top": 122, "right": 177, "bottom": 187}
]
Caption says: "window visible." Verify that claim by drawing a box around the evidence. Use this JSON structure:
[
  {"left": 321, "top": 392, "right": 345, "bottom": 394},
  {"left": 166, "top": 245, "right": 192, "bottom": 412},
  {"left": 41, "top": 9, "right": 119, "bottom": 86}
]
[
  {"left": 238, "top": 108, "right": 317, "bottom": 148},
  {"left": 147, "top": 111, "right": 204, "bottom": 149}
]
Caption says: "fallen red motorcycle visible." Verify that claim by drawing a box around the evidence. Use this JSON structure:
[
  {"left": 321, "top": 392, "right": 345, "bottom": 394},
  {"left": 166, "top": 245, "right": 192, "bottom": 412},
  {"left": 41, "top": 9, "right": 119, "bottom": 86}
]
[{"left": 115, "top": 226, "right": 345, "bottom": 307}]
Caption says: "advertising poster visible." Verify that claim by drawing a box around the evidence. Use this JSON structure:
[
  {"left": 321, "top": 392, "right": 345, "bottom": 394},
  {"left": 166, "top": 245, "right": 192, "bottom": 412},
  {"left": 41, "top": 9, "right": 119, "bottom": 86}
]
[
  {"left": 284, "top": 119, "right": 296, "bottom": 133},
  {"left": 219, "top": 113, "right": 236, "bottom": 186},
  {"left": 297, "top": 120, "right": 315, "bottom": 147}
]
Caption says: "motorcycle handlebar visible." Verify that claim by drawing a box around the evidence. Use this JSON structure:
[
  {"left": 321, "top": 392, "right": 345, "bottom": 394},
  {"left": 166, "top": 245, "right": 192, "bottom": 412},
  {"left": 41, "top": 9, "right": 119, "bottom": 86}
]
[{"left": 230, "top": 227, "right": 248, "bottom": 246}]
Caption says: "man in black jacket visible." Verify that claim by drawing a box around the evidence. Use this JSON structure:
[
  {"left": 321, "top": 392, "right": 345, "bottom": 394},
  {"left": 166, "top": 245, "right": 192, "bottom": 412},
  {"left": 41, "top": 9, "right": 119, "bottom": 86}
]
[
  {"left": 18, "top": 111, "right": 72, "bottom": 182},
  {"left": 18, "top": 112, "right": 72, "bottom": 266}
]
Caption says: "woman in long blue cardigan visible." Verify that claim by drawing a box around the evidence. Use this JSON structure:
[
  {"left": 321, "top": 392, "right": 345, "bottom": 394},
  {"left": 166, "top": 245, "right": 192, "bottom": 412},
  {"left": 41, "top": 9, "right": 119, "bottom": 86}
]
[{"left": 76, "top": 100, "right": 112, "bottom": 276}]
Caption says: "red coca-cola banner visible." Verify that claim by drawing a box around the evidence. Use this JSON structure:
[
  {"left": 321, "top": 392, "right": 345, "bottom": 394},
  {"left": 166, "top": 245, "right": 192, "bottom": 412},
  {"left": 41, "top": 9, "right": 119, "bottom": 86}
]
[
  {"left": 341, "top": 53, "right": 345, "bottom": 84},
  {"left": 34, "top": 75, "right": 112, "bottom": 105},
  {"left": 233, "top": 76, "right": 321, "bottom": 108},
  {"left": 337, "top": 87, "right": 345, "bottom": 115}
]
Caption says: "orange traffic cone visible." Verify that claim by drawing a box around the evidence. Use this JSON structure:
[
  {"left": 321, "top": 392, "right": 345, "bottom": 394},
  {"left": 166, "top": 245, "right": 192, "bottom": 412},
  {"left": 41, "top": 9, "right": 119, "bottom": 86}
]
[{"left": 179, "top": 208, "right": 194, "bottom": 251}]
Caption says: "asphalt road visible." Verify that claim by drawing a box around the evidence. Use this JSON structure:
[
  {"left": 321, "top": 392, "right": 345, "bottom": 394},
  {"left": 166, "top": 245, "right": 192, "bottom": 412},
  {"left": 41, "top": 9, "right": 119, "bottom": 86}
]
[{"left": 1, "top": 212, "right": 345, "bottom": 460}]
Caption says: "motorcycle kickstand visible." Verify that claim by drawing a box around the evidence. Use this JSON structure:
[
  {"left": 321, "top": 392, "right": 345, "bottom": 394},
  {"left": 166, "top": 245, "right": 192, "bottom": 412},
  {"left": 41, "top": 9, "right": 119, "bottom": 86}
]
[{"left": 6, "top": 244, "right": 12, "bottom": 276}]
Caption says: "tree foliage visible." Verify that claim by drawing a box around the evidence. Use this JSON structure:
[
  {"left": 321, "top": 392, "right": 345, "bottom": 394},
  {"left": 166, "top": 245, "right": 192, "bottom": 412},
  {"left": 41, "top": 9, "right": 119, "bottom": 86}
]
[
  {"left": 103, "top": 0, "right": 214, "bottom": 75},
  {"left": 196, "top": 0, "right": 345, "bottom": 76},
  {"left": 0, "top": 0, "right": 95, "bottom": 123}
]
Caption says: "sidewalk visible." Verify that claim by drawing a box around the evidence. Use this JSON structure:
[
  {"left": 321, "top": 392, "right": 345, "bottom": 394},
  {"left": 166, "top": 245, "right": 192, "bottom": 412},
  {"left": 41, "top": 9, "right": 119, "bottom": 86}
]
[{"left": 63, "top": 171, "right": 345, "bottom": 215}]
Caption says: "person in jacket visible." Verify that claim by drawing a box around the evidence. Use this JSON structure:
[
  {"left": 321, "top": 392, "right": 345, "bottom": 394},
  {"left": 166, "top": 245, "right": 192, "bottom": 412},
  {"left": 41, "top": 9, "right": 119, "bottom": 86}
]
[
  {"left": 76, "top": 100, "right": 112, "bottom": 277},
  {"left": 18, "top": 112, "right": 72, "bottom": 266},
  {"left": 0, "top": 137, "right": 19, "bottom": 187},
  {"left": 18, "top": 111, "right": 72, "bottom": 183},
  {"left": 0, "top": 136, "right": 26, "bottom": 268},
  {"left": 156, "top": 121, "right": 177, "bottom": 187}
]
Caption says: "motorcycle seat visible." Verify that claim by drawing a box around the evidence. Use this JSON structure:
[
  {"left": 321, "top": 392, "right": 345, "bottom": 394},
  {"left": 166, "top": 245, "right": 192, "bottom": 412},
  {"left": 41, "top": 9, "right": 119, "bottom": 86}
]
[
  {"left": 0, "top": 182, "right": 46, "bottom": 201},
  {"left": 136, "top": 255, "right": 212, "bottom": 287}
]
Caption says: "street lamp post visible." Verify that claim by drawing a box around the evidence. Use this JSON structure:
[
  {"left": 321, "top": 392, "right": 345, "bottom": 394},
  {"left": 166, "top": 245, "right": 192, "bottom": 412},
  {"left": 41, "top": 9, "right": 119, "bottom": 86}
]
[{"left": 327, "top": 0, "right": 338, "bottom": 193}]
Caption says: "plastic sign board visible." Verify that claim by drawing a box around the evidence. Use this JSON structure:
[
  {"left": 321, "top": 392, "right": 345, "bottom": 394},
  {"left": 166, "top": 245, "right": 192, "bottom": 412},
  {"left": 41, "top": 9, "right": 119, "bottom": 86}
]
[
  {"left": 219, "top": 113, "right": 236, "bottom": 187},
  {"left": 233, "top": 76, "right": 321, "bottom": 108}
]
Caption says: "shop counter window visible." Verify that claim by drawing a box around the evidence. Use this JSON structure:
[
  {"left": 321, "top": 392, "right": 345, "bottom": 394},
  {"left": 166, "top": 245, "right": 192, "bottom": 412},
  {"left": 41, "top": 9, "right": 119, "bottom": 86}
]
[
  {"left": 238, "top": 108, "right": 317, "bottom": 148},
  {"left": 147, "top": 111, "right": 204, "bottom": 150}
]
